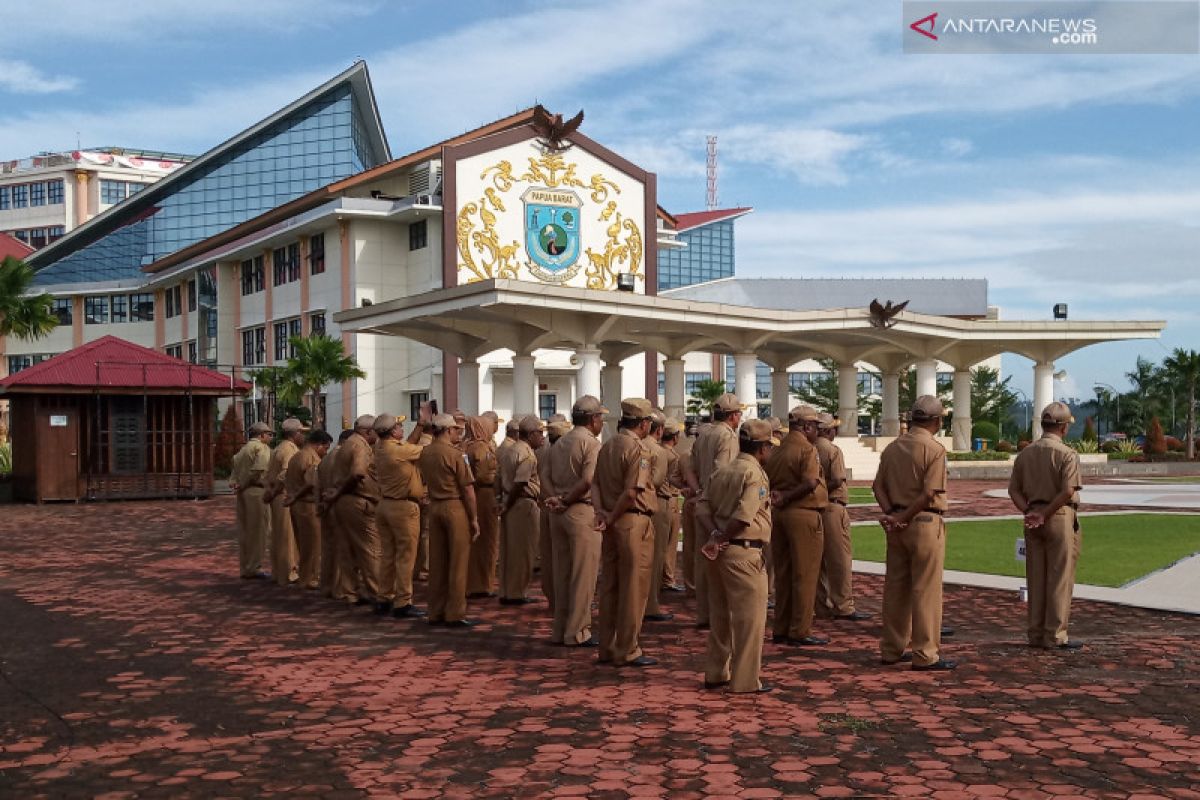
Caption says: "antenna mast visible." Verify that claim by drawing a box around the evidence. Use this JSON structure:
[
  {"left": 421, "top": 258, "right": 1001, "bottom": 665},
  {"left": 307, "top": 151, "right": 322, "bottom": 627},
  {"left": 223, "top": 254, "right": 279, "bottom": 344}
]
[{"left": 705, "top": 135, "right": 718, "bottom": 211}]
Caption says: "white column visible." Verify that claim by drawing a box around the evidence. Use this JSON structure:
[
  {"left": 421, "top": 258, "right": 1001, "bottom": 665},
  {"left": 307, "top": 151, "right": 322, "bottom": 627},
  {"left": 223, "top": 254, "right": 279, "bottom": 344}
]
[
  {"left": 458, "top": 358, "right": 480, "bottom": 416},
  {"left": 771, "top": 367, "right": 791, "bottom": 420},
  {"left": 882, "top": 370, "right": 901, "bottom": 437},
  {"left": 601, "top": 360, "right": 623, "bottom": 437},
  {"left": 916, "top": 358, "right": 938, "bottom": 398},
  {"left": 512, "top": 354, "right": 537, "bottom": 416},
  {"left": 663, "top": 357, "right": 686, "bottom": 420},
  {"left": 952, "top": 369, "right": 972, "bottom": 451},
  {"left": 734, "top": 352, "right": 757, "bottom": 412},
  {"left": 837, "top": 363, "right": 859, "bottom": 438},
  {"left": 576, "top": 347, "right": 602, "bottom": 399},
  {"left": 1033, "top": 361, "right": 1054, "bottom": 439}
]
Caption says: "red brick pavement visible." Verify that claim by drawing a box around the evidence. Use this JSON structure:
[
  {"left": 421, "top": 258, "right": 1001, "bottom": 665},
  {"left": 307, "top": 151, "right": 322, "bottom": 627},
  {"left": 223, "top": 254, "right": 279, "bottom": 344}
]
[{"left": 1, "top": 495, "right": 1198, "bottom": 798}]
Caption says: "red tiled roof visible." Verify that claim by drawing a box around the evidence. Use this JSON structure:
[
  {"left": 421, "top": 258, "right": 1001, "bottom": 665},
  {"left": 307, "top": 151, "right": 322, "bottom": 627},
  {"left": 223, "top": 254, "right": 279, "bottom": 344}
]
[
  {"left": 672, "top": 207, "right": 753, "bottom": 232},
  {"left": 0, "top": 336, "right": 251, "bottom": 394},
  {"left": 0, "top": 232, "right": 35, "bottom": 260}
]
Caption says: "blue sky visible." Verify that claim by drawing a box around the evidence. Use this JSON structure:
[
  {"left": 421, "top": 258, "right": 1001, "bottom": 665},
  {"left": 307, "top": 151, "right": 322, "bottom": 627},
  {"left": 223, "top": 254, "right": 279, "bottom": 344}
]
[{"left": 3, "top": 0, "right": 1198, "bottom": 400}]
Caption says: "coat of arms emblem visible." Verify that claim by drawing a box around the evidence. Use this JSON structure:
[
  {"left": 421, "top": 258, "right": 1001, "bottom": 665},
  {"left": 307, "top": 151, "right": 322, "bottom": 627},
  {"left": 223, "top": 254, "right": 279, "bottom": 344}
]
[{"left": 522, "top": 187, "right": 583, "bottom": 282}]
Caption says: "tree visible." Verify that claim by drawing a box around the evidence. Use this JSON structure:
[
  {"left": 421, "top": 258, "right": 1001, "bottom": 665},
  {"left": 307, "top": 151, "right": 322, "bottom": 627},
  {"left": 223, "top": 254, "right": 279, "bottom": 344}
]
[
  {"left": 284, "top": 334, "right": 365, "bottom": 430},
  {"left": 0, "top": 256, "right": 57, "bottom": 341},
  {"left": 790, "top": 358, "right": 840, "bottom": 413},
  {"left": 686, "top": 379, "right": 728, "bottom": 418},
  {"left": 1162, "top": 348, "right": 1200, "bottom": 460},
  {"left": 251, "top": 366, "right": 301, "bottom": 432},
  {"left": 213, "top": 405, "right": 243, "bottom": 477},
  {"left": 968, "top": 366, "right": 1019, "bottom": 425},
  {"left": 1082, "top": 416, "right": 1097, "bottom": 442},
  {"left": 1145, "top": 416, "right": 1167, "bottom": 456},
  {"left": 1125, "top": 357, "right": 1166, "bottom": 435}
]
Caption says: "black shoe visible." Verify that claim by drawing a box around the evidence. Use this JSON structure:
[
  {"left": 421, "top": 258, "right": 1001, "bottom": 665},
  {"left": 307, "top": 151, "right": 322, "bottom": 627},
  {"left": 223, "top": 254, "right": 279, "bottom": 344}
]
[
  {"left": 771, "top": 634, "right": 788, "bottom": 644},
  {"left": 643, "top": 613, "right": 674, "bottom": 622},
  {"left": 835, "top": 611, "right": 872, "bottom": 621},
  {"left": 703, "top": 679, "right": 730, "bottom": 691},
  {"left": 354, "top": 597, "right": 372, "bottom": 606},
  {"left": 662, "top": 584, "right": 686, "bottom": 594},
  {"left": 241, "top": 572, "right": 269, "bottom": 580},
  {"left": 782, "top": 636, "right": 829, "bottom": 647},
  {"left": 392, "top": 604, "right": 427, "bottom": 619},
  {"left": 1057, "top": 641, "right": 1083, "bottom": 650},
  {"left": 941, "top": 625, "right": 956, "bottom": 638},
  {"left": 619, "top": 656, "right": 657, "bottom": 668},
  {"left": 427, "top": 619, "right": 447, "bottom": 627},
  {"left": 466, "top": 592, "right": 494, "bottom": 599},
  {"left": 499, "top": 597, "right": 534, "bottom": 606},
  {"left": 372, "top": 601, "right": 393, "bottom": 615},
  {"left": 696, "top": 623, "right": 710, "bottom": 631},
  {"left": 753, "top": 681, "right": 774, "bottom": 694},
  {"left": 913, "top": 659, "right": 957, "bottom": 671},
  {"left": 766, "top": 599, "right": 776, "bottom": 610},
  {"left": 571, "top": 637, "right": 599, "bottom": 648},
  {"left": 880, "top": 652, "right": 914, "bottom": 665},
  {"left": 445, "top": 619, "right": 475, "bottom": 628}
]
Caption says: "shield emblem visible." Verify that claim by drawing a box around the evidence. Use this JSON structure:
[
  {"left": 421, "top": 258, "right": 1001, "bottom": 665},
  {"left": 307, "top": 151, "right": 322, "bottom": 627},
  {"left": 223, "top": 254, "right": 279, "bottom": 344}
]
[{"left": 522, "top": 187, "right": 582, "bottom": 275}]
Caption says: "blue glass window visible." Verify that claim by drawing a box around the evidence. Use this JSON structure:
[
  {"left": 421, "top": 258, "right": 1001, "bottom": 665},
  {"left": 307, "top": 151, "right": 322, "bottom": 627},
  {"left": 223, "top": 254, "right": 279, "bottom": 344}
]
[
  {"left": 100, "top": 180, "right": 127, "bottom": 204},
  {"left": 46, "top": 180, "right": 64, "bottom": 204},
  {"left": 0, "top": 186, "right": 9, "bottom": 210},
  {"left": 12, "top": 184, "right": 28, "bottom": 208},
  {"left": 30, "top": 182, "right": 45, "bottom": 206},
  {"left": 658, "top": 219, "right": 736, "bottom": 290}
]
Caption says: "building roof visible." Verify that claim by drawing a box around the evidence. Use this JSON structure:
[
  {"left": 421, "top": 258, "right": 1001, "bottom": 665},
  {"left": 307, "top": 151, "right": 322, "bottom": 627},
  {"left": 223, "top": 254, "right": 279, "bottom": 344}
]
[
  {"left": 0, "top": 232, "right": 34, "bottom": 260},
  {"left": 672, "top": 207, "right": 753, "bottom": 232},
  {"left": 662, "top": 277, "right": 990, "bottom": 318},
  {"left": 0, "top": 336, "right": 250, "bottom": 395}
]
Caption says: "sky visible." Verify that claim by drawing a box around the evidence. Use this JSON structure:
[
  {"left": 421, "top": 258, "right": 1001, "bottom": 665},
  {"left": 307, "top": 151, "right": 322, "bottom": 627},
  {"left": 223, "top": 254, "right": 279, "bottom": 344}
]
[{"left": 3, "top": 0, "right": 1198, "bottom": 400}]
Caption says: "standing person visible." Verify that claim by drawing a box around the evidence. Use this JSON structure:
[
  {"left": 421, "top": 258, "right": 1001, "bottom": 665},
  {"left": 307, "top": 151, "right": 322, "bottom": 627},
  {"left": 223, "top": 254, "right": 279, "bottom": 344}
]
[
  {"left": 677, "top": 423, "right": 702, "bottom": 597},
  {"left": 498, "top": 415, "right": 543, "bottom": 605},
  {"left": 661, "top": 419, "right": 685, "bottom": 593},
  {"left": 593, "top": 398, "right": 659, "bottom": 668},
  {"left": 282, "top": 429, "right": 331, "bottom": 590},
  {"left": 691, "top": 394, "right": 744, "bottom": 629},
  {"left": 697, "top": 419, "right": 778, "bottom": 694},
  {"left": 538, "top": 419, "right": 570, "bottom": 611},
  {"left": 1008, "top": 402, "right": 1084, "bottom": 650},
  {"left": 546, "top": 396, "right": 607, "bottom": 647},
  {"left": 814, "top": 413, "right": 870, "bottom": 621},
  {"left": 465, "top": 415, "right": 501, "bottom": 599},
  {"left": 230, "top": 422, "right": 273, "bottom": 579},
  {"left": 374, "top": 412, "right": 428, "bottom": 619},
  {"left": 263, "top": 417, "right": 308, "bottom": 586},
  {"left": 329, "top": 415, "right": 387, "bottom": 614},
  {"left": 767, "top": 405, "right": 829, "bottom": 646},
  {"left": 643, "top": 412, "right": 676, "bottom": 622},
  {"left": 872, "top": 396, "right": 955, "bottom": 671},
  {"left": 418, "top": 413, "right": 482, "bottom": 627},
  {"left": 317, "top": 430, "right": 354, "bottom": 600}
]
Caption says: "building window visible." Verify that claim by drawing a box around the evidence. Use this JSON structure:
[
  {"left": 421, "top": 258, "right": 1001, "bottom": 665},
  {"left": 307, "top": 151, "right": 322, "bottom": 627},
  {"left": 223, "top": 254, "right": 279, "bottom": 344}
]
[
  {"left": 7, "top": 353, "right": 52, "bottom": 374},
  {"left": 286, "top": 243, "right": 300, "bottom": 282},
  {"left": 272, "top": 245, "right": 300, "bottom": 286},
  {"left": 240, "top": 256, "right": 263, "bottom": 296},
  {"left": 274, "top": 322, "right": 288, "bottom": 361},
  {"left": 130, "top": 293, "right": 154, "bottom": 322},
  {"left": 309, "top": 312, "right": 326, "bottom": 336},
  {"left": 187, "top": 279, "right": 197, "bottom": 312},
  {"left": 165, "top": 344, "right": 183, "bottom": 360},
  {"left": 127, "top": 182, "right": 145, "bottom": 195},
  {"left": 100, "top": 180, "right": 126, "bottom": 204},
  {"left": 188, "top": 341, "right": 197, "bottom": 364},
  {"left": 684, "top": 372, "right": 713, "bottom": 396},
  {"left": 409, "top": 219, "right": 427, "bottom": 251},
  {"left": 47, "top": 226, "right": 65, "bottom": 244},
  {"left": 538, "top": 393, "right": 558, "bottom": 420},
  {"left": 110, "top": 294, "right": 128, "bottom": 324},
  {"left": 309, "top": 233, "right": 325, "bottom": 275},
  {"left": 165, "top": 285, "right": 182, "bottom": 319},
  {"left": 29, "top": 182, "right": 46, "bottom": 206},
  {"left": 51, "top": 298, "right": 72, "bottom": 325},
  {"left": 12, "top": 184, "right": 28, "bottom": 208},
  {"left": 242, "top": 327, "right": 266, "bottom": 365},
  {"left": 28, "top": 229, "right": 47, "bottom": 249},
  {"left": 46, "top": 180, "right": 64, "bottom": 205},
  {"left": 0, "top": 186, "right": 8, "bottom": 210},
  {"left": 85, "top": 296, "right": 109, "bottom": 324},
  {"left": 409, "top": 392, "right": 429, "bottom": 424}
]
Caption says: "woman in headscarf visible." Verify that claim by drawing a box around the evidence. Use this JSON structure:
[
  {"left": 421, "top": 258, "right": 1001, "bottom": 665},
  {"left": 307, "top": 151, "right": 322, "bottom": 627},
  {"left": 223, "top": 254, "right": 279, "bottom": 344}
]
[{"left": 465, "top": 415, "right": 500, "bottom": 598}]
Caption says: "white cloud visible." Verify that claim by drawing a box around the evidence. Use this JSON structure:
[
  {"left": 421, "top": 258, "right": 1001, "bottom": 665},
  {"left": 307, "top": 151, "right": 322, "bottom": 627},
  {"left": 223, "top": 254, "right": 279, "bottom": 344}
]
[
  {"left": 941, "top": 137, "right": 973, "bottom": 158},
  {"left": 0, "top": 59, "right": 78, "bottom": 94}
]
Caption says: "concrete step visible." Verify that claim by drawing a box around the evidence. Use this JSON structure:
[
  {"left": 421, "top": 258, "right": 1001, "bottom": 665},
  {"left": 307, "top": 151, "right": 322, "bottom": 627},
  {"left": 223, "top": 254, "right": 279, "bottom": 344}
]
[{"left": 835, "top": 436, "right": 880, "bottom": 482}]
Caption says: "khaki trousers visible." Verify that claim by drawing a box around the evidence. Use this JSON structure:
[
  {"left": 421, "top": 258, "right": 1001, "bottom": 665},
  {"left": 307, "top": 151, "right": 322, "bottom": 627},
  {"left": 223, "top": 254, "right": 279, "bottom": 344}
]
[
  {"left": 705, "top": 544, "right": 769, "bottom": 692},
  {"left": 415, "top": 506, "right": 429, "bottom": 581},
  {"left": 327, "top": 501, "right": 358, "bottom": 601},
  {"left": 500, "top": 497, "right": 538, "bottom": 600},
  {"left": 664, "top": 498, "right": 681, "bottom": 588},
  {"left": 880, "top": 514, "right": 945, "bottom": 666},
  {"left": 645, "top": 500, "right": 674, "bottom": 615},
  {"left": 1026, "top": 508, "right": 1078, "bottom": 647},
  {"left": 597, "top": 513, "right": 654, "bottom": 665},
  {"left": 378, "top": 498, "right": 421, "bottom": 607},
  {"left": 539, "top": 506, "right": 555, "bottom": 611},
  {"left": 816, "top": 503, "right": 856, "bottom": 616},
  {"left": 270, "top": 495, "right": 298, "bottom": 586},
  {"left": 771, "top": 507, "right": 824, "bottom": 639},
  {"left": 467, "top": 486, "right": 498, "bottom": 595},
  {"left": 550, "top": 503, "right": 602, "bottom": 645},
  {"left": 427, "top": 499, "right": 470, "bottom": 622},
  {"left": 693, "top": 499, "right": 712, "bottom": 625},
  {"left": 318, "top": 504, "right": 341, "bottom": 598},
  {"left": 336, "top": 494, "right": 383, "bottom": 602},
  {"left": 237, "top": 487, "right": 269, "bottom": 577},
  {"left": 682, "top": 498, "right": 698, "bottom": 595},
  {"left": 289, "top": 500, "right": 321, "bottom": 589}
]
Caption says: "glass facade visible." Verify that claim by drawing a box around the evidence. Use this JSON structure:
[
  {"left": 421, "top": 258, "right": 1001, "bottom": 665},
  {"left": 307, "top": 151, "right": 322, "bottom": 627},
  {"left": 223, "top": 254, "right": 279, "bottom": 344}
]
[
  {"left": 33, "top": 83, "right": 385, "bottom": 286},
  {"left": 658, "top": 219, "right": 736, "bottom": 290}
]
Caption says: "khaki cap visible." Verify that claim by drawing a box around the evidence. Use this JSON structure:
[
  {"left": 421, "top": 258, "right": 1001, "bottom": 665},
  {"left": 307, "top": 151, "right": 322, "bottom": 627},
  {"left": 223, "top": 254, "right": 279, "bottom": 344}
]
[
  {"left": 664, "top": 417, "right": 685, "bottom": 436},
  {"left": 714, "top": 393, "right": 746, "bottom": 413},
  {"left": 506, "top": 418, "right": 520, "bottom": 434},
  {"left": 373, "top": 413, "right": 406, "bottom": 434},
  {"left": 572, "top": 395, "right": 609, "bottom": 415},
  {"left": 910, "top": 395, "right": 947, "bottom": 420},
  {"left": 482, "top": 410, "right": 502, "bottom": 423},
  {"left": 249, "top": 421, "right": 271, "bottom": 435},
  {"left": 548, "top": 413, "right": 568, "bottom": 424},
  {"left": 281, "top": 417, "right": 310, "bottom": 433},
  {"left": 788, "top": 405, "right": 820, "bottom": 423},
  {"left": 817, "top": 412, "right": 840, "bottom": 430},
  {"left": 649, "top": 409, "right": 667, "bottom": 425},
  {"left": 620, "top": 398, "right": 654, "bottom": 419},
  {"left": 1040, "top": 401, "right": 1075, "bottom": 425},
  {"left": 765, "top": 416, "right": 783, "bottom": 433},
  {"left": 518, "top": 415, "right": 545, "bottom": 435},
  {"left": 740, "top": 418, "right": 780, "bottom": 446},
  {"left": 353, "top": 414, "right": 376, "bottom": 430},
  {"left": 432, "top": 413, "right": 462, "bottom": 429},
  {"left": 547, "top": 420, "right": 571, "bottom": 437}
]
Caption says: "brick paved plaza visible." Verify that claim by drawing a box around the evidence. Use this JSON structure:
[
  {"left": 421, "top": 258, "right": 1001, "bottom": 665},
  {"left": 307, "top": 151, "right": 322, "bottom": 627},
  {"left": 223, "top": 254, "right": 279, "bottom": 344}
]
[{"left": 1, "top": 484, "right": 1198, "bottom": 799}]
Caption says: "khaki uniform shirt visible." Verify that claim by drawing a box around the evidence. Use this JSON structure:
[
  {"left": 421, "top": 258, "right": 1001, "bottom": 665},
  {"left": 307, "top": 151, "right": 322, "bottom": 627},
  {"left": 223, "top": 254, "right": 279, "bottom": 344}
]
[
  {"left": 499, "top": 439, "right": 541, "bottom": 501},
  {"left": 766, "top": 433, "right": 828, "bottom": 509},
  {"left": 283, "top": 445, "right": 321, "bottom": 501},
  {"left": 317, "top": 444, "right": 340, "bottom": 500},
  {"left": 375, "top": 437, "right": 425, "bottom": 501},
  {"left": 537, "top": 440, "right": 555, "bottom": 498},
  {"left": 418, "top": 439, "right": 475, "bottom": 501},
  {"left": 464, "top": 440, "right": 498, "bottom": 487},
  {"left": 693, "top": 422, "right": 739, "bottom": 494},
  {"left": 548, "top": 426, "right": 601, "bottom": 502},
  {"left": 265, "top": 439, "right": 299, "bottom": 493},
  {"left": 708, "top": 453, "right": 772, "bottom": 542},
  {"left": 814, "top": 437, "right": 849, "bottom": 505},
  {"left": 876, "top": 427, "right": 948, "bottom": 513},
  {"left": 1009, "top": 433, "right": 1082, "bottom": 510},
  {"left": 232, "top": 439, "right": 271, "bottom": 488},
  {"left": 594, "top": 428, "right": 657, "bottom": 515},
  {"left": 334, "top": 433, "right": 380, "bottom": 501},
  {"left": 648, "top": 438, "right": 679, "bottom": 500}
]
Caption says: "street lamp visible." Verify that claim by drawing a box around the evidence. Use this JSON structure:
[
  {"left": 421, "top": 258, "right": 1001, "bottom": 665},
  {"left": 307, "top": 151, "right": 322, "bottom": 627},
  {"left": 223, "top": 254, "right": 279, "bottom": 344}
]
[
  {"left": 1094, "top": 382, "right": 1120, "bottom": 435},
  {"left": 1012, "top": 387, "right": 1030, "bottom": 435}
]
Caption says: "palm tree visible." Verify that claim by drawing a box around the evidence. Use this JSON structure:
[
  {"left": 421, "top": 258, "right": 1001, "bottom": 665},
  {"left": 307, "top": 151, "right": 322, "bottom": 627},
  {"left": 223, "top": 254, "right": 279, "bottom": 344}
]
[
  {"left": 686, "top": 379, "right": 728, "bottom": 418},
  {"left": 251, "top": 366, "right": 301, "bottom": 432},
  {"left": 1162, "top": 348, "right": 1200, "bottom": 460},
  {"left": 285, "top": 335, "right": 366, "bottom": 430},
  {"left": 1125, "top": 357, "right": 1165, "bottom": 435},
  {"left": 0, "top": 256, "right": 57, "bottom": 341}
]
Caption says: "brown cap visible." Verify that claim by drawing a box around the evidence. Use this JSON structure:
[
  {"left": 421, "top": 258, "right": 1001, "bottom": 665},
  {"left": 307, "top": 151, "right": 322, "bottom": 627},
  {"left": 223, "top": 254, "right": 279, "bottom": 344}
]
[
  {"left": 649, "top": 409, "right": 667, "bottom": 425},
  {"left": 452, "top": 409, "right": 467, "bottom": 425},
  {"left": 353, "top": 414, "right": 376, "bottom": 430},
  {"left": 280, "top": 417, "right": 309, "bottom": 433},
  {"left": 547, "top": 420, "right": 571, "bottom": 437},
  {"left": 765, "top": 416, "right": 783, "bottom": 434},
  {"left": 817, "top": 412, "right": 840, "bottom": 430},
  {"left": 432, "top": 413, "right": 462, "bottom": 430},
  {"left": 664, "top": 417, "right": 685, "bottom": 436},
  {"left": 714, "top": 393, "right": 746, "bottom": 413},
  {"left": 373, "top": 413, "right": 404, "bottom": 434},
  {"left": 572, "top": 395, "right": 609, "bottom": 416},
  {"left": 249, "top": 421, "right": 271, "bottom": 435},
  {"left": 788, "top": 405, "right": 820, "bottom": 423},
  {"left": 548, "top": 413, "right": 568, "bottom": 424},
  {"left": 910, "top": 395, "right": 946, "bottom": 421},
  {"left": 482, "top": 410, "right": 501, "bottom": 423},
  {"left": 505, "top": 418, "right": 520, "bottom": 434},
  {"left": 740, "top": 418, "right": 780, "bottom": 446},
  {"left": 518, "top": 415, "right": 544, "bottom": 435},
  {"left": 1040, "top": 401, "right": 1075, "bottom": 425},
  {"left": 620, "top": 398, "right": 653, "bottom": 419}
]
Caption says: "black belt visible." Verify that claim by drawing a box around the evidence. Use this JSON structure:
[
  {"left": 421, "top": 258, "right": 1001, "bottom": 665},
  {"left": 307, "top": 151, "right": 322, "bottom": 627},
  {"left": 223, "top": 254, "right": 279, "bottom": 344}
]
[
  {"left": 891, "top": 508, "right": 943, "bottom": 515},
  {"left": 831, "top": 499, "right": 847, "bottom": 507},
  {"left": 629, "top": 509, "right": 654, "bottom": 517},
  {"left": 475, "top": 482, "right": 494, "bottom": 489},
  {"left": 728, "top": 539, "right": 765, "bottom": 550},
  {"left": 382, "top": 496, "right": 418, "bottom": 503}
]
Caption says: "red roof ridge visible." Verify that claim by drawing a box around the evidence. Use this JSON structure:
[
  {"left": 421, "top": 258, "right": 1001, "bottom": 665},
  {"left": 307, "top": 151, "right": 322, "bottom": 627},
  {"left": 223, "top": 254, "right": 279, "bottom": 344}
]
[
  {"left": 0, "top": 232, "right": 35, "bottom": 260},
  {"left": 672, "top": 207, "right": 754, "bottom": 232}
]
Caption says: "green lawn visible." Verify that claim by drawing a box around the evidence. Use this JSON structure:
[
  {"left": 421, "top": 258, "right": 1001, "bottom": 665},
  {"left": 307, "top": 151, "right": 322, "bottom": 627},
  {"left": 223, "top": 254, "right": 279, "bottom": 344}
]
[
  {"left": 851, "top": 513, "right": 1200, "bottom": 587},
  {"left": 847, "top": 487, "right": 877, "bottom": 505}
]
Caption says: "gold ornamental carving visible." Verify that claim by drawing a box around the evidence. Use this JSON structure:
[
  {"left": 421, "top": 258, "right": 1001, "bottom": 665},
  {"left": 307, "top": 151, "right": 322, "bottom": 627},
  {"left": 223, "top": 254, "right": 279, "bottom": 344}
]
[{"left": 584, "top": 202, "right": 643, "bottom": 291}]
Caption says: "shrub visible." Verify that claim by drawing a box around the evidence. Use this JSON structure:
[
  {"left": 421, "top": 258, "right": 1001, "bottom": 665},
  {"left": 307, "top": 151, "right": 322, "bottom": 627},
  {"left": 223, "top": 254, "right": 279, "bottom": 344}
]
[
  {"left": 1069, "top": 439, "right": 1099, "bottom": 454},
  {"left": 1100, "top": 439, "right": 1122, "bottom": 453},
  {"left": 1115, "top": 439, "right": 1142, "bottom": 455},
  {"left": 213, "top": 405, "right": 243, "bottom": 476},
  {"left": 1082, "top": 417, "right": 1098, "bottom": 442},
  {"left": 1165, "top": 435, "right": 1185, "bottom": 452},
  {"left": 0, "top": 442, "right": 11, "bottom": 476},
  {"left": 947, "top": 450, "right": 1012, "bottom": 461},
  {"left": 995, "top": 440, "right": 1015, "bottom": 453},
  {"left": 971, "top": 420, "right": 1000, "bottom": 443},
  {"left": 1145, "top": 417, "right": 1167, "bottom": 455},
  {"left": 1018, "top": 440, "right": 1031, "bottom": 450}
]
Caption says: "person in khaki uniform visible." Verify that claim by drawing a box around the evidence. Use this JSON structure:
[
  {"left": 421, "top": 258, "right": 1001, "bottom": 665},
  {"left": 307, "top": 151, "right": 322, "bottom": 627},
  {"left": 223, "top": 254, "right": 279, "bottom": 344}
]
[
  {"left": 643, "top": 412, "right": 677, "bottom": 621},
  {"left": 317, "top": 430, "right": 353, "bottom": 600},
  {"left": 661, "top": 418, "right": 686, "bottom": 593},
  {"left": 1009, "top": 401, "right": 1084, "bottom": 650},
  {"left": 465, "top": 415, "right": 501, "bottom": 599},
  {"left": 677, "top": 424, "right": 702, "bottom": 597},
  {"left": 328, "top": 415, "right": 388, "bottom": 614},
  {"left": 282, "top": 429, "right": 331, "bottom": 590},
  {"left": 262, "top": 417, "right": 307, "bottom": 586},
  {"left": 766, "top": 405, "right": 829, "bottom": 646},
  {"left": 593, "top": 398, "right": 659, "bottom": 668},
  {"left": 418, "top": 413, "right": 482, "bottom": 627},
  {"left": 873, "top": 395, "right": 955, "bottom": 671},
  {"left": 373, "top": 412, "right": 429, "bottom": 619},
  {"left": 230, "top": 422, "right": 273, "bottom": 579},
  {"left": 498, "top": 415, "right": 543, "bottom": 604},
  {"left": 814, "top": 413, "right": 869, "bottom": 621},
  {"left": 697, "top": 419, "right": 778, "bottom": 694},
  {"left": 538, "top": 419, "right": 570, "bottom": 612},
  {"left": 692, "top": 395, "right": 744, "bottom": 629}
]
